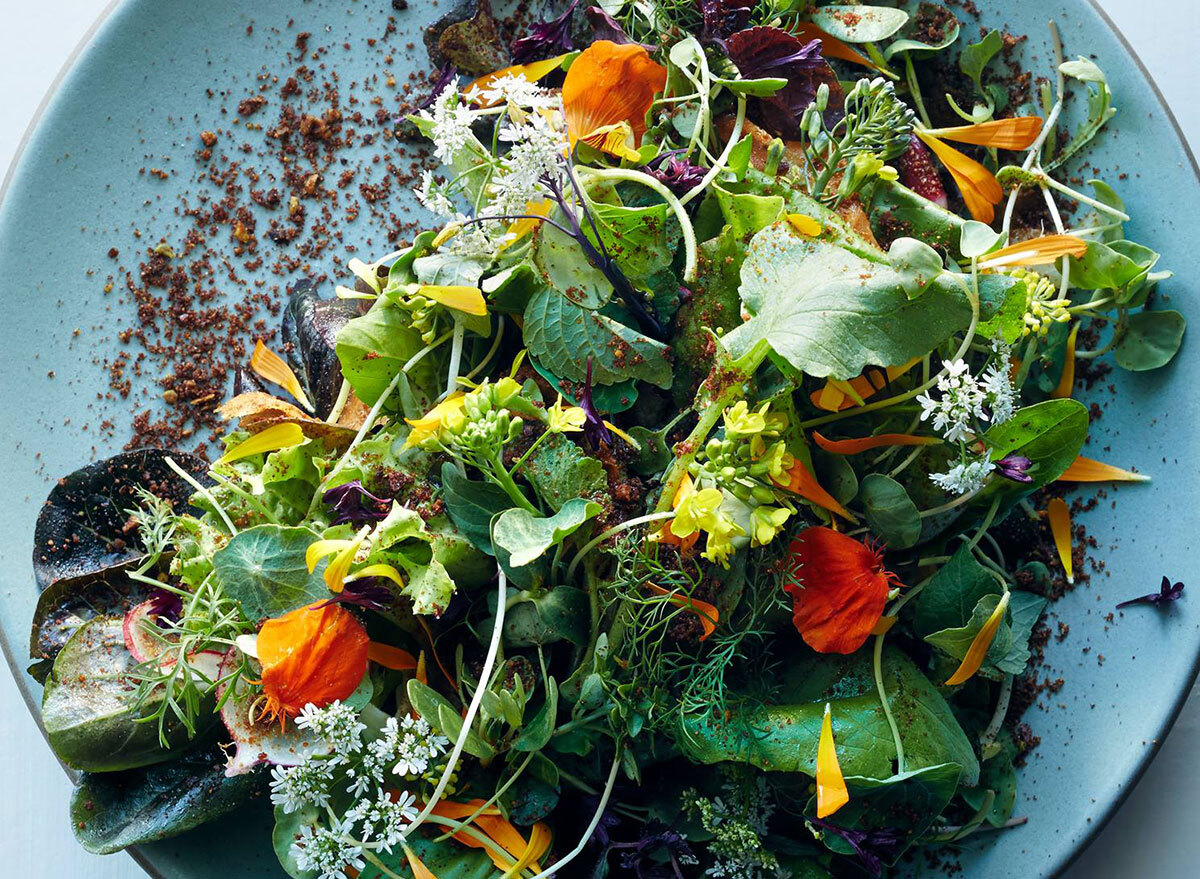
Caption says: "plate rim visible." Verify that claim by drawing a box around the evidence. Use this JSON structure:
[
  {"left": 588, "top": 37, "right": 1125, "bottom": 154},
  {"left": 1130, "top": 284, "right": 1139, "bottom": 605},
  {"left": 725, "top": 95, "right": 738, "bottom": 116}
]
[{"left": 0, "top": 2, "right": 1195, "bottom": 878}]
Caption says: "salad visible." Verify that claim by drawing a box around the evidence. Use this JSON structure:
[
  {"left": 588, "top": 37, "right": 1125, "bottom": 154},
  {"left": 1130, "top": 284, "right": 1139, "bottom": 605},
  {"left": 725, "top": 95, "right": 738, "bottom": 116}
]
[{"left": 28, "top": 1, "right": 1187, "bottom": 878}]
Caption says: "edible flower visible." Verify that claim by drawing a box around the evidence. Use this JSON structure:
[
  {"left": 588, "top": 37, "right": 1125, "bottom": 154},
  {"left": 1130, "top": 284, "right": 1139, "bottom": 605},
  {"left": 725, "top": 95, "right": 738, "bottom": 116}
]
[
  {"left": 811, "top": 359, "right": 921, "bottom": 412},
  {"left": 562, "top": 40, "right": 667, "bottom": 160},
  {"left": 503, "top": 199, "right": 554, "bottom": 248},
  {"left": 216, "top": 422, "right": 305, "bottom": 466},
  {"left": 816, "top": 702, "right": 849, "bottom": 818},
  {"left": 1050, "top": 323, "right": 1079, "bottom": 399},
  {"left": 978, "top": 234, "right": 1088, "bottom": 270},
  {"left": 644, "top": 152, "right": 708, "bottom": 194},
  {"left": 1047, "top": 497, "right": 1074, "bottom": 584},
  {"left": 945, "top": 592, "right": 1010, "bottom": 686},
  {"left": 413, "top": 284, "right": 488, "bottom": 317},
  {"left": 547, "top": 394, "right": 588, "bottom": 433},
  {"left": 404, "top": 392, "right": 467, "bottom": 448},
  {"left": 1117, "top": 576, "right": 1185, "bottom": 610},
  {"left": 466, "top": 55, "right": 568, "bottom": 108},
  {"left": 812, "top": 431, "right": 940, "bottom": 455},
  {"left": 915, "top": 117, "right": 1042, "bottom": 223},
  {"left": 306, "top": 527, "right": 370, "bottom": 593},
  {"left": 648, "top": 582, "right": 719, "bottom": 640},
  {"left": 994, "top": 454, "right": 1033, "bottom": 484},
  {"left": 786, "top": 213, "right": 822, "bottom": 237},
  {"left": 807, "top": 818, "right": 904, "bottom": 879},
  {"left": 250, "top": 340, "right": 315, "bottom": 412},
  {"left": 785, "top": 527, "right": 901, "bottom": 654},
  {"left": 402, "top": 844, "right": 439, "bottom": 879},
  {"left": 579, "top": 356, "right": 612, "bottom": 448},
  {"left": 322, "top": 480, "right": 392, "bottom": 525},
  {"left": 1057, "top": 455, "right": 1151, "bottom": 483},
  {"left": 428, "top": 800, "right": 551, "bottom": 873},
  {"left": 511, "top": 0, "right": 579, "bottom": 62},
  {"left": 256, "top": 602, "right": 369, "bottom": 723},
  {"left": 777, "top": 459, "right": 857, "bottom": 523},
  {"left": 318, "top": 577, "right": 395, "bottom": 612}
]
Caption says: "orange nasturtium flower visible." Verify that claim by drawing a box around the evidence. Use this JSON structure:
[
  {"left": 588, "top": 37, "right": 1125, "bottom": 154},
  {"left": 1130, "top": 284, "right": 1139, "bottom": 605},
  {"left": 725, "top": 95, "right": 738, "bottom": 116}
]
[
  {"left": 811, "top": 431, "right": 941, "bottom": 455},
  {"left": 784, "top": 527, "right": 901, "bottom": 654},
  {"left": 945, "top": 591, "right": 1010, "bottom": 686},
  {"left": 915, "top": 116, "right": 1042, "bottom": 223},
  {"left": 816, "top": 703, "right": 850, "bottom": 818},
  {"left": 257, "top": 602, "right": 369, "bottom": 723},
  {"left": 562, "top": 40, "right": 667, "bottom": 161}
]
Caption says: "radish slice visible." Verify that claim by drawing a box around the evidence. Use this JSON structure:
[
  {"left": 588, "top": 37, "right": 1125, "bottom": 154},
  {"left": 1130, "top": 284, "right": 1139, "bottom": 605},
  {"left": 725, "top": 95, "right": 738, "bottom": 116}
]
[
  {"left": 122, "top": 601, "right": 173, "bottom": 663},
  {"left": 215, "top": 649, "right": 331, "bottom": 777}
]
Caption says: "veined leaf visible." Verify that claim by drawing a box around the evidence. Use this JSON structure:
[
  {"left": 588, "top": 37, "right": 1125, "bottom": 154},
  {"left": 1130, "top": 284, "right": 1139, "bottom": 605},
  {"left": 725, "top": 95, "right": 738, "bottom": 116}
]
[
  {"left": 492, "top": 498, "right": 602, "bottom": 567},
  {"left": 335, "top": 302, "right": 440, "bottom": 409},
  {"left": 212, "top": 525, "right": 329, "bottom": 621}
]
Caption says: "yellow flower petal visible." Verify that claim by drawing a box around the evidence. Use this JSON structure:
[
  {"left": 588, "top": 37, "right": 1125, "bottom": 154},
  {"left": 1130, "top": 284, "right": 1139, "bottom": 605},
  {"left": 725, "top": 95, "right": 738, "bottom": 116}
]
[
  {"left": 305, "top": 538, "right": 350, "bottom": 574},
  {"left": 602, "top": 420, "right": 641, "bottom": 449},
  {"left": 216, "top": 422, "right": 305, "bottom": 466},
  {"left": 344, "top": 563, "right": 405, "bottom": 588},
  {"left": 816, "top": 703, "right": 850, "bottom": 818},
  {"left": 404, "top": 392, "right": 467, "bottom": 448},
  {"left": 928, "top": 116, "right": 1043, "bottom": 150},
  {"left": 916, "top": 131, "right": 1003, "bottom": 223},
  {"left": 1047, "top": 497, "right": 1074, "bottom": 584},
  {"left": 467, "top": 54, "right": 569, "bottom": 107},
  {"left": 980, "top": 234, "right": 1088, "bottom": 270},
  {"left": 786, "top": 213, "right": 822, "bottom": 237},
  {"left": 324, "top": 528, "right": 369, "bottom": 594},
  {"left": 419, "top": 284, "right": 488, "bottom": 317},
  {"left": 507, "top": 822, "right": 552, "bottom": 875},
  {"left": 250, "top": 340, "right": 314, "bottom": 412},
  {"left": 577, "top": 121, "right": 643, "bottom": 161},
  {"left": 1057, "top": 455, "right": 1151, "bottom": 483},
  {"left": 502, "top": 200, "right": 554, "bottom": 250},
  {"left": 1050, "top": 323, "right": 1079, "bottom": 399},
  {"left": 945, "top": 591, "right": 1011, "bottom": 686}
]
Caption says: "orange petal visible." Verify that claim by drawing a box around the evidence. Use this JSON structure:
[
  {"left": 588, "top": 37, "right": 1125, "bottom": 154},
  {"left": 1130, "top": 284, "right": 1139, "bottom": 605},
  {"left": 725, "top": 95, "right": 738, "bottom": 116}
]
[
  {"left": 648, "top": 583, "right": 719, "bottom": 640},
  {"left": 1050, "top": 323, "right": 1079, "bottom": 399},
  {"left": 785, "top": 527, "right": 897, "bottom": 654},
  {"left": 466, "top": 54, "right": 568, "bottom": 107},
  {"left": 981, "top": 234, "right": 1088, "bottom": 269},
  {"left": 403, "top": 844, "right": 440, "bottom": 879},
  {"left": 945, "top": 591, "right": 1010, "bottom": 686},
  {"left": 783, "top": 460, "right": 858, "bottom": 523},
  {"left": 367, "top": 642, "right": 418, "bottom": 670},
  {"left": 786, "top": 213, "right": 822, "bottom": 236},
  {"left": 812, "top": 431, "right": 941, "bottom": 455},
  {"left": 871, "top": 615, "right": 897, "bottom": 636},
  {"left": 790, "top": 22, "right": 880, "bottom": 71},
  {"left": 810, "top": 359, "right": 921, "bottom": 412},
  {"left": 1047, "top": 497, "right": 1074, "bottom": 584},
  {"left": 916, "top": 131, "right": 1002, "bottom": 223},
  {"left": 928, "top": 116, "right": 1043, "bottom": 150},
  {"left": 1057, "top": 455, "right": 1151, "bottom": 483},
  {"left": 563, "top": 41, "right": 667, "bottom": 154},
  {"left": 816, "top": 703, "right": 850, "bottom": 818},
  {"left": 251, "top": 340, "right": 314, "bottom": 412}
]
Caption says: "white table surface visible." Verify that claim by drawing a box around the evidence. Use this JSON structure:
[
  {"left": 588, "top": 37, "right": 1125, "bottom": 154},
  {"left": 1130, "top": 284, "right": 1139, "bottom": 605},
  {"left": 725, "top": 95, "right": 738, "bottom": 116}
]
[{"left": 2, "top": 1, "right": 1197, "bottom": 876}]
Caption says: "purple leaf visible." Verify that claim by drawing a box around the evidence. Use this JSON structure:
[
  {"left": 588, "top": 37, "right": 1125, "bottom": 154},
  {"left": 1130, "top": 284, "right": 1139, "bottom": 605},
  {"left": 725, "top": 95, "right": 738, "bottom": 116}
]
[
  {"left": 147, "top": 588, "right": 183, "bottom": 627},
  {"left": 808, "top": 817, "right": 905, "bottom": 878},
  {"left": 726, "top": 27, "right": 843, "bottom": 138},
  {"left": 512, "top": 0, "right": 580, "bottom": 63},
  {"left": 643, "top": 151, "right": 708, "bottom": 194},
  {"left": 323, "top": 480, "right": 392, "bottom": 526},
  {"left": 1117, "top": 576, "right": 1185, "bottom": 610},
  {"left": 584, "top": 6, "right": 645, "bottom": 46},
  {"left": 580, "top": 357, "right": 613, "bottom": 449},
  {"left": 317, "top": 578, "right": 395, "bottom": 612},
  {"left": 697, "top": 0, "right": 754, "bottom": 45}
]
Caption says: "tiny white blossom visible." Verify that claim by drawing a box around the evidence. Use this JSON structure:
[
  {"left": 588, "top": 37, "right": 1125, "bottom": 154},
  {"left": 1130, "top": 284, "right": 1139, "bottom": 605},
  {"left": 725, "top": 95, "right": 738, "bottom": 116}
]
[
  {"left": 464, "top": 73, "right": 557, "bottom": 110},
  {"left": 349, "top": 788, "right": 419, "bottom": 853},
  {"left": 981, "top": 339, "right": 1016, "bottom": 425},
  {"left": 295, "top": 700, "right": 367, "bottom": 759},
  {"left": 930, "top": 459, "right": 995, "bottom": 495},
  {"left": 917, "top": 359, "right": 989, "bottom": 443},
  {"left": 269, "top": 760, "right": 335, "bottom": 814},
  {"left": 291, "top": 820, "right": 365, "bottom": 879},
  {"left": 415, "top": 170, "right": 457, "bottom": 218},
  {"left": 421, "top": 84, "right": 478, "bottom": 165}
]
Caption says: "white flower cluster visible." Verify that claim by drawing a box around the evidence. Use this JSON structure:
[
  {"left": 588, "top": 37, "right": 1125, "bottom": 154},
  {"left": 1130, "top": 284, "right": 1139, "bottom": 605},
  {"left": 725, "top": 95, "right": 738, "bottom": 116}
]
[
  {"left": 463, "top": 72, "right": 559, "bottom": 111},
  {"left": 929, "top": 458, "right": 996, "bottom": 495},
  {"left": 268, "top": 701, "right": 449, "bottom": 879},
  {"left": 423, "top": 84, "right": 478, "bottom": 166},
  {"left": 491, "top": 111, "right": 570, "bottom": 218}
]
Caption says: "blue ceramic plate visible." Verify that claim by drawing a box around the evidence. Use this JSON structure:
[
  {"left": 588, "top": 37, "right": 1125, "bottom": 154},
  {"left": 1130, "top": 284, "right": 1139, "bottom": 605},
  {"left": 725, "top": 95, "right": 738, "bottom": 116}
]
[{"left": 0, "top": 1, "right": 1195, "bottom": 877}]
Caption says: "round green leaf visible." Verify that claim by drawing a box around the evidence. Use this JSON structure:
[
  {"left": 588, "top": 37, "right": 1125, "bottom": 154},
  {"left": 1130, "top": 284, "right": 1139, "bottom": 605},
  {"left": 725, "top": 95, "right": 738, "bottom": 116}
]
[
  {"left": 1114, "top": 309, "right": 1185, "bottom": 371},
  {"left": 858, "top": 473, "right": 922, "bottom": 549},
  {"left": 810, "top": 5, "right": 909, "bottom": 43}
]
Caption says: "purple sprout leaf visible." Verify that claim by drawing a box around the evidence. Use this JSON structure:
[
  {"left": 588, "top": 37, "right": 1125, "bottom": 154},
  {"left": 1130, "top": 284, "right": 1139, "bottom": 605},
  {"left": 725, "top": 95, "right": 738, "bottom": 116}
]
[
  {"left": 808, "top": 817, "right": 905, "bottom": 879},
  {"left": 580, "top": 357, "right": 613, "bottom": 449},
  {"left": 643, "top": 151, "right": 708, "bottom": 195},
  {"left": 697, "top": 0, "right": 754, "bottom": 46},
  {"left": 512, "top": 0, "right": 580, "bottom": 63},
  {"left": 147, "top": 588, "right": 184, "bottom": 627},
  {"left": 317, "top": 578, "right": 396, "bottom": 612},
  {"left": 413, "top": 63, "right": 459, "bottom": 113},
  {"left": 1117, "top": 576, "right": 1185, "bottom": 610},
  {"left": 584, "top": 6, "right": 649, "bottom": 47},
  {"left": 995, "top": 454, "right": 1034, "bottom": 484},
  {"left": 726, "top": 26, "right": 843, "bottom": 138},
  {"left": 323, "top": 480, "right": 393, "bottom": 526}
]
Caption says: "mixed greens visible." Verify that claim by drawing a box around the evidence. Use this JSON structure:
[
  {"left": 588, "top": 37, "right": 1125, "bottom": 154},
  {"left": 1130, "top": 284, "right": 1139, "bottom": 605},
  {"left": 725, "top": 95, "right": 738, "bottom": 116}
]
[{"left": 29, "top": 1, "right": 1185, "bottom": 877}]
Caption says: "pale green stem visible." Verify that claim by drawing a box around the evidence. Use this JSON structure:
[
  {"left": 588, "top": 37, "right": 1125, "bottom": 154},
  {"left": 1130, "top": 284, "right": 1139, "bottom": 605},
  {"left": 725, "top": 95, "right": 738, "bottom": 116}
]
[
  {"left": 168, "top": 457, "right": 236, "bottom": 534},
  {"left": 566, "top": 512, "right": 675, "bottom": 582},
  {"left": 680, "top": 94, "right": 747, "bottom": 207},
  {"left": 525, "top": 749, "right": 623, "bottom": 879},
  {"left": 445, "top": 316, "right": 465, "bottom": 397},
  {"left": 325, "top": 379, "right": 351, "bottom": 424},
  {"left": 873, "top": 632, "right": 905, "bottom": 774},
  {"left": 463, "top": 314, "right": 505, "bottom": 381},
  {"left": 430, "top": 751, "right": 534, "bottom": 842},
  {"left": 980, "top": 673, "right": 1014, "bottom": 751}
]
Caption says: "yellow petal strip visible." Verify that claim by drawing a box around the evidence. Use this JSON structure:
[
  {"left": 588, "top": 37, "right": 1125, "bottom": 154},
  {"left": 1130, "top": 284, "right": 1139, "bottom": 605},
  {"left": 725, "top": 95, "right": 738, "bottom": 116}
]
[
  {"left": 251, "top": 340, "right": 315, "bottom": 412},
  {"left": 305, "top": 539, "right": 350, "bottom": 574},
  {"left": 505, "top": 822, "right": 552, "bottom": 877},
  {"left": 927, "top": 116, "right": 1043, "bottom": 150},
  {"left": 466, "top": 54, "right": 568, "bottom": 107},
  {"left": 1047, "top": 497, "right": 1074, "bottom": 584},
  {"left": 403, "top": 844, "right": 439, "bottom": 879},
  {"left": 979, "top": 234, "right": 1088, "bottom": 270},
  {"left": 419, "top": 284, "right": 488, "bottom": 317},
  {"left": 786, "top": 213, "right": 822, "bottom": 236},
  {"left": 810, "top": 358, "right": 921, "bottom": 412},
  {"left": 603, "top": 420, "right": 641, "bottom": 449},
  {"left": 916, "top": 131, "right": 1003, "bottom": 223},
  {"left": 215, "top": 422, "right": 305, "bottom": 466},
  {"left": 404, "top": 392, "right": 468, "bottom": 448},
  {"left": 1050, "top": 323, "right": 1079, "bottom": 399},
  {"left": 1057, "top": 455, "right": 1151, "bottom": 483},
  {"left": 945, "top": 591, "right": 1011, "bottom": 686},
  {"left": 344, "top": 563, "right": 405, "bottom": 588},
  {"left": 324, "top": 528, "right": 368, "bottom": 593},
  {"left": 503, "top": 199, "right": 554, "bottom": 249},
  {"left": 816, "top": 703, "right": 850, "bottom": 818}
]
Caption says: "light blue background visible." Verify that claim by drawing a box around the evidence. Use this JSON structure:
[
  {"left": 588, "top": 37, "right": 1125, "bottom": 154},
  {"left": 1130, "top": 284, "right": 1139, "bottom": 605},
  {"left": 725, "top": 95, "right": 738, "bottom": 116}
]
[{"left": 0, "top": 1, "right": 1196, "bottom": 876}]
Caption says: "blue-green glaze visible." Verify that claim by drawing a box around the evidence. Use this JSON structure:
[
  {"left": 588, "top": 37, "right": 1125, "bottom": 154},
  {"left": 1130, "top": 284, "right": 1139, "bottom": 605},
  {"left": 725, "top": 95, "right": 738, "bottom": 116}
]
[{"left": 0, "top": 1, "right": 1194, "bottom": 877}]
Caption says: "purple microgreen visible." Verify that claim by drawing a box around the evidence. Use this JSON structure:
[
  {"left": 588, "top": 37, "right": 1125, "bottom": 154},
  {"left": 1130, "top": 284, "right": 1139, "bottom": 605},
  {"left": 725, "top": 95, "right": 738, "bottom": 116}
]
[
  {"left": 322, "top": 480, "right": 392, "bottom": 526},
  {"left": 580, "top": 357, "right": 613, "bottom": 448},
  {"left": 697, "top": 0, "right": 754, "bottom": 46},
  {"left": 726, "top": 27, "right": 841, "bottom": 138},
  {"left": 995, "top": 454, "right": 1033, "bottom": 483},
  {"left": 512, "top": 0, "right": 581, "bottom": 63},
  {"left": 1116, "top": 575, "right": 1185, "bottom": 610},
  {"left": 147, "top": 588, "right": 183, "bottom": 627},
  {"left": 643, "top": 151, "right": 708, "bottom": 194},
  {"left": 808, "top": 817, "right": 905, "bottom": 878},
  {"left": 317, "top": 578, "right": 395, "bottom": 612},
  {"left": 584, "top": 6, "right": 648, "bottom": 47}
]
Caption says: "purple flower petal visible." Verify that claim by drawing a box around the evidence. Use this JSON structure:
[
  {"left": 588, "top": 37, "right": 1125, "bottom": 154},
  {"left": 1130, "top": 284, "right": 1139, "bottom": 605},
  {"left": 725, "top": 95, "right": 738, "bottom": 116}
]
[
  {"left": 512, "top": 0, "right": 580, "bottom": 63},
  {"left": 1117, "top": 575, "right": 1185, "bottom": 609},
  {"left": 147, "top": 588, "right": 183, "bottom": 627},
  {"left": 644, "top": 152, "right": 708, "bottom": 194},
  {"left": 317, "top": 578, "right": 395, "bottom": 612},
  {"left": 323, "top": 480, "right": 392, "bottom": 526},
  {"left": 995, "top": 454, "right": 1034, "bottom": 483},
  {"left": 412, "top": 63, "right": 458, "bottom": 112},
  {"left": 580, "top": 357, "right": 613, "bottom": 448}
]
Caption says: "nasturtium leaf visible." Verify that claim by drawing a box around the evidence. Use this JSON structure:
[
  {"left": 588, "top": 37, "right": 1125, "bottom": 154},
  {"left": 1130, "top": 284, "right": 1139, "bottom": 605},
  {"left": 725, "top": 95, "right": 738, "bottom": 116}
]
[
  {"left": 71, "top": 746, "right": 263, "bottom": 854},
  {"left": 212, "top": 525, "right": 328, "bottom": 621},
  {"left": 513, "top": 678, "right": 559, "bottom": 752},
  {"left": 714, "top": 185, "right": 785, "bottom": 240},
  {"left": 681, "top": 647, "right": 979, "bottom": 786},
  {"left": 868, "top": 179, "right": 965, "bottom": 253},
  {"left": 525, "top": 433, "right": 608, "bottom": 512},
  {"left": 42, "top": 617, "right": 200, "bottom": 772},
  {"left": 1114, "top": 310, "right": 1185, "bottom": 371},
  {"left": 482, "top": 262, "right": 542, "bottom": 314},
  {"left": 811, "top": 5, "right": 909, "bottom": 43},
  {"left": 439, "top": 462, "right": 511, "bottom": 557},
  {"left": 492, "top": 498, "right": 602, "bottom": 567},
  {"left": 530, "top": 358, "right": 639, "bottom": 414},
  {"left": 335, "top": 302, "right": 440, "bottom": 408},
  {"left": 627, "top": 424, "right": 676, "bottom": 476},
  {"left": 980, "top": 399, "right": 1089, "bottom": 503},
  {"left": 413, "top": 250, "right": 489, "bottom": 288},
  {"left": 722, "top": 222, "right": 971, "bottom": 379},
  {"left": 926, "top": 592, "right": 1015, "bottom": 673},
  {"left": 858, "top": 474, "right": 921, "bottom": 549},
  {"left": 959, "top": 220, "right": 1003, "bottom": 259},
  {"left": 963, "top": 733, "right": 1019, "bottom": 826},
  {"left": 504, "top": 587, "right": 590, "bottom": 647},
  {"left": 523, "top": 286, "right": 673, "bottom": 387},
  {"left": 1067, "top": 239, "right": 1154, "bottom": 292}
]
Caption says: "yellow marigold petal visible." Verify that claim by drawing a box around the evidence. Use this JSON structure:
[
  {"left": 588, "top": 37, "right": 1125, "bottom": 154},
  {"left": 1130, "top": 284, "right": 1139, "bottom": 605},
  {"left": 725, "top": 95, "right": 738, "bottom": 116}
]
[
  {"left": 1050, "top": 323, "right": 1079, "bottom": 399},
  {"left": 917, "top": 131, "right": 1002, "bottom": 223},
  {"left": 945, "top": 591, "right": 1011, "bottom": 686},
  {"left": 929, "top": 116, "right": 1043, "bottom": 150},
  {"left": 367, "top": 642, "right": 418, "bottom": 670},
  {"left": 816, "top": 703, "right": 850, "bottom": 818},
  {"left": 503, "top": 199, "right": 554, "bottom": 249},
  {"left": 980, "top": 234, "right": 1088, "bottom": 269},
  {"left": 467, "top": 54, "right": 569, "bottom": 107},
  {"left": 403, "top": 844, "right": 439, "bottom": 879},
  {"left": 1047, "top": 497, "right": 1074, "bottom": 584},
  {"left": 509, "top": 822, "right": 552, "bottom": 875},
  {"left": 578, "top": 122, "right": 642, "bottom": 161},
  {"left": 324, "top": 528, "right": 368, "bottom": 594},
  {"left": 305, "top": 539, "right": 350, "bottom": 574},
  {"left": 419, "top": 284, "right": 488, "bottom": 317},
  {"left": 812, "top": 431, "right": 940, "bottom": 455},
  {"left": 563, "top": 41, "right": 667, "bottom": 152},
  {"left": 216, "top": 422, "right": 305, "bottom": 466},
  {"left": 786, "top": 213, "right": 822, "bottom": 236},
  {"left": 790, "top": 22, "right": 880, "bottom": 70},
  {"left": 251, "top": 341, "right": 314, "bottom": 412},
  {"left": 1057, "top": 455, "right": 1151, "bottom": 483},
  {"left": 345, "top": 563, "right": 406, "bottom": 588},
  {"left": 648, "top": 583, "right": 720, "bottom": 641}
]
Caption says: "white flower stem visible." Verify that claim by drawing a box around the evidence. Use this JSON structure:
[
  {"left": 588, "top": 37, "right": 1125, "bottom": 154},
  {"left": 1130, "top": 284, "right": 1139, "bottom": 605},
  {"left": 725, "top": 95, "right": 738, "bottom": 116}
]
[
  {"left": 168, "top": 457, "right": 237, "bottom": 535},
  {"left": 565, "top": 512, "right": 675, "bottom": 582},
  {"left": 873, "top": 631, "right": 906, "bottom": 774},
  {"left": 525, "top": 748, "right": 622, "bottom": 878},
  {"left": 445, "top": 316, "right": 466, "bottom": 397},
  {"left": 680, "top": 93, "right": 747, "bottom": 207}
]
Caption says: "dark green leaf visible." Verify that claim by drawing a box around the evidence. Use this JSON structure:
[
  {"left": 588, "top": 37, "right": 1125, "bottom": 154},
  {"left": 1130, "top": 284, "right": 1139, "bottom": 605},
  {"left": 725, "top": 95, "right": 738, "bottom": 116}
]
[
  {"left": 959, "top": 29, "right": 1003, "bottom": 94},
  {"left": 980, "top": 399, "right": 1089, "bottom": 505},
  {"left": 407, "top": 679, "right": 494, "bottom": 759},
  {"left": 912, "top": 544, "right": 1001, "bottom": 638},
  {"left": 212, "top": 525, "right": 328, "bottom": 621},
  {"left": 627, "top": 425, "right": 676, "bottom": 476},
  {"left": 439, "top": 462, "right": 511, "bottom": 557},
  {"left": 513, "top": 678, "right": 559, "bottom": 751},
  {"left": 831, "top": 763, "right": 962, "bottom": 861},
  {"left": 1114, "top": 310, "right": 1185, "bottom": 371},
  {"left": 524, "top": 434, "right": 607, "bottom": 512},
  {"left": 530, "top": 358, "right": 639, "bottom": 414},
  {"left": 858, "top": 473, "right": 921, "bottom": 549},
  {"left": 964, "top": 733, "right": 1018, "bottom": 826},
  {"left": 504, "top": 587, "right": 590, "bottom": 647}
]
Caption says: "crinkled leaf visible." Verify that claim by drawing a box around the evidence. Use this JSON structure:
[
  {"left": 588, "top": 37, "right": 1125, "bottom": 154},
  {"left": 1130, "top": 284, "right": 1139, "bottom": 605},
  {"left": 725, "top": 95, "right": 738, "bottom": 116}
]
[
  {"left": 530, "top": 357, "right": 639, "bottom": 414},
  {"left": 525, "top": 434, "right": 607, "bottom": 512},
  {"left": 1114, "top": 310, "right": 1185, "bottom": 371},
  {"left": 213, "top": 525, "right": 328, "bottom": 621},
  {"left": 492, "top": 498, "right": 602, "bottom": 567}
]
